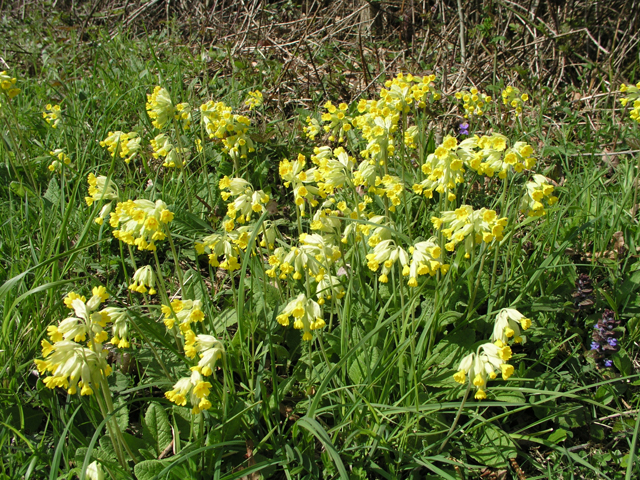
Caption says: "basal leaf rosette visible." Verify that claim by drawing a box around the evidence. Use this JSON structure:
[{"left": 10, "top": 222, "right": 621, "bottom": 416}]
[{"left": 109, "top": 198, "right": 174, "bottom": 251}]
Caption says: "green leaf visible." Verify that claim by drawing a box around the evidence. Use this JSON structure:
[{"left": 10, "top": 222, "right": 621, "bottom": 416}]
[
  {"left": 134, "top": 460, "right": 166, "bottom": 480},
  {"left": 143, "top": 403, "right": 172, "bottom": 457},
  {"left": 347, "top": 347, "right": 379, "bottom": 384},
  {"left": 297, "top": 416, "right": 349, "bottom": 480},
  {"left": 468, "top": 425, "right": 517, "bottom": 468},
  {"left": 554, "top": 403, "right": 589, "bottom": 429},
  {"left": 547, "top": 428, "right": 567, "bottom": 444}
]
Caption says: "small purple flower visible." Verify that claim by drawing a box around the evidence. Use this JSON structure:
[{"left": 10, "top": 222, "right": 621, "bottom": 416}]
[
  {"left": 607, "top": 337, "right": 618, "bottom": 347},
  {"left": 604, "top": 359, "right": 613, "bottom": 367},
  {"left": 459, "top": 122, "right": 469, "bottom": 136},
  {"left": 590, "top": 341, "right": 600, "bottom": 351}
]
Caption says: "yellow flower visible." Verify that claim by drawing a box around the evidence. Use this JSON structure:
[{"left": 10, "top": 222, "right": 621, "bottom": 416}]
[
  {"left": 43, "top": 104, "right": 62, "bottom": 128},
  {"left": 146, "top": 86, "right": 175, "bottom": 129}
]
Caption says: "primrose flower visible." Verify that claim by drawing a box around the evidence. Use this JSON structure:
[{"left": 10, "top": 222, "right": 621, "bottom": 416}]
[
  {"left": 454, "top": 87, "right": 491, "bottom": 117},
  {"left": 619, "top": 83, "right": 640, "bottom": 123},
  {"left": 304, "top": 116, "right": 322, "bottom": 140},
  {"left": 218, "top": 176, "right": 270, "bottom": 223},
  {"left": 48, "top": 149, "right": 71, "bottom": 172},
  {"left": 276, "top": 293, "right": 325, "bottom": 341},
  {"left": 85, "top": 173, "right": 118, "bottom": 206},
  {"left": 192, "top": 335, "right": 225, "bottom": 375},
  {"left": 86, "top": 461, "right": 105, "bottom": 480},
  {"left": 0, "top": 71, "right": 20, "bottom": 98},
  {"left": 501, "top": 86, "right": 528, "bottom": 117},
  {"left": 175, "top": 102, "right": 192, "bottom": 129},
  {"left": 102, "top": 307, "right": 130, "bottom": 348},
  {"left": 165, "top": 368, "right": 216, "bottom": 414},
  {"left": 151, "top": 133, "right": 187, "bottom": 168},
  {"left": 453, "top": 342, "right": 514, "bottom": 400},
  {"left": 365, "top": 239, "right": 410, "bottom": 283},
  {"left": 43, "top": 104, "right": 62, "bottom": 128},
  {"left": 521, "top": 174, "right": 558, "bottom": 217},
  {"left": 161, "top": 298, "right": 205, "bottom": 333},
  {"left": 432, "top": 205, "right": 507, "bottom": 257},
  {"left": 313, "top": 146, "right": 356, "bottom": 195},
  {"left": 100, "top": 131, "right": 142, "bottom": 164},
  {"left": 110, "top": 199, "right": 174, "bottom": 251},
  {"left": 406, "top": 238, "right": 447, "bottom": 287},
  {"left": 146, "top": 86, "right": 175, "bottom": 129},
  {"left": 244, "top": 90, "right": 263, "bottom": 110},
  {"left": 492, "top": 308, "right": 532, "bottom": 344},
  {"left": 462, "top": 135, "right": 536, "bottom": 178},
  {"left": 35, "top": 288, "right": 113, "bottom": 396},
  {"left": 413, "top": 135, "right": 465, "bottom": 201},
  {"left": 128, "top": 265, "right": 156, "bottom": 295},
  {"left": 195, "top": 232, "right": 242, "bottom": 270},
  {"left": 321, "top": 101, "right": 352, "bottom": 142},
  {"left": 380, "top": 73, "right": 439, "bottom": 112}
]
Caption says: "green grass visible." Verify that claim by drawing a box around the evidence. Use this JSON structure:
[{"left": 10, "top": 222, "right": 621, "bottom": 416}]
[{"left": 1, "top": 9, "right": 639, "bottom": 480}]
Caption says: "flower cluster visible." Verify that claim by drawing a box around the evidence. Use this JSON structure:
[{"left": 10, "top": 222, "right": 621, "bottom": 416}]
[
  {"left": 128, "top": 265, "right": 156, "bottom": 295},
  {"left": 100, "top": 131, "right": 142, "bottom": 164},
  {"left": 200, "top": 100, "right": 255, "bottom": 160},
  {"left": 432, "top": 205, "right": 507, "bottom": 256},
  {"left": 218, "top": 176, "right": 270, "bottom": 225},
  {"left": 501, "top": 86, "right": 529, "bottom": 116},
  {"left": 161, "top": 299, "right": 225, "bottom": 414},
  {"left": 43, "top": 104, "right": 62, "bottom": 128},
  {"left": 591, "top": 309, "right": 620, "bottom": 368},
  {"left": 521, "top": 174, "right": 558, "bottom": 217},
  {"left": 320, "top": 101, "right": 352, "bottom": 142},
  {"left": 48, "top": 149, "right": 71, "bottom": 172},
  {"left": 34, "top": 287, "right": 118, "bottom": 396},
  {"left": 620, "top": 83, "right": 640, "bottom": 123},
  {"left": 109, "top": 199, "right": 174, "bottom": 251},
  {"left": 85, "top": 173, "right": 118, "bottom": 206},
  {"left": 146, "top": 86, "right": 175, "bottom": 129},
  {"left": 276, "top": 293, "right": 326, "bottom": 341},
  {"left": 244, "top": 90, "right": 263, "bottom": 110},
  {"left": 0, "top": 71, "right": 20, "bottom": 98},
  {"left": 150, "top": 133, "right": 187, "bottom": 168},
  {"left": 455, "top": 88, "right": 491, "bottom": 117},
  {"left": 454, "top": 308, "right": 531, "bottom": 399},
  {"left": 460, "top": 134, "right": 536, "bottom": 178}
]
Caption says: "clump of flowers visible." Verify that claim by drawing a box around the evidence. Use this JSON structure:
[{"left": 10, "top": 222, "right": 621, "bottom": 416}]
[
  {"left": 501, "top": 86, "right": 529, "bottom": 116},
  {"left": 455, "top": 87, "right": 491, "bottom": 117},
  {"left": 453, "top": 342, "right": 514, "bottom": 400},
  {"left": 146, "top": 86, "right": 175, "bottom": 129},
  {"left": 109, "top": 199, "right": 174, "bottom": 251},
  {"left": 85, "top": 173, "right": 118, "bottom": 206},
  {"left": 128, "top": 265, "right": 157, "bottom": 295},
  {"left": 48, "top": 149, "right": 71, "bottom": 172},
  {"left": 0, "top": 71, "right": 20, "bottom": 98},
  {"left": 218, "top": 176, "right": 270, "bottom": 225},
  {"left": 413, "top": 135, "right": 465, "bottom": 201},
  {"left": 521, "top": 174, "right": 558, "bottom": 217},
  {"left": 244, "top": 90, "right": 263, "bottom": 110},
  {"left": 150, "top": 133, "right": 186, "bottom": 168},
  {"left": 276, "top": 293, "right": 326, "bottom": 341},
  {"left": 200, "top": 101, "right": 255, "bottom": 161},
  {"left": 34, "top": 287, "right": 114, "bottom": 396},
  {"left": 320, "top": 101, "right": 352, "bottom": 142},
  {"left": 162, "top": 300, "right": 225, "bottom": 414},
  {"left": 100, "top": 131, "right": 142, "bottom": 164},
  {"left": 454, "top": 308, "right": 530, "bottom": 399},
  {"left": 43, "top": 104, "right": 62, "bottom": 128},
  {"left": 591, "top": 309, "right": 620, "bottom": 368},
  {"left": 620, "top": 83, "right": 640, "bottom": 123},
  {"left": 432, "top": 205, "right": 507, "bottom": 256}
]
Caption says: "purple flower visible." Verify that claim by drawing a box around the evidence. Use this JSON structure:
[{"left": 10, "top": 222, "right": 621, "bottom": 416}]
[
  {"left": 607, "top": 338, "right": 618, "bottom": 347},
  {"left": 590, "top": 341, "right": 600, "bottom": 351},
  {"left": 604, "top": 359, "right": 613, "bottom": 367},
  {"left": 459, "top": 122, "right": 469, "bottom": 136}
]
